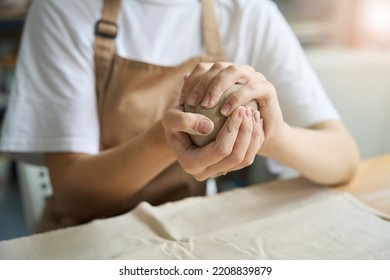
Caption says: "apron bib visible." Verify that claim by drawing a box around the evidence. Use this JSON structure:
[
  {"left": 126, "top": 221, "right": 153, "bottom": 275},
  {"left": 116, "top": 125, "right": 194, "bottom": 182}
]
[{"left": 36, "top": 0, "right": 224, "bottom": 232}]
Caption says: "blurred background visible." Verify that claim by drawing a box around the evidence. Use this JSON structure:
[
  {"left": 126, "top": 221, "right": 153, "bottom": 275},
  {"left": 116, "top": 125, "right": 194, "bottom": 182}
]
[
  {"left": 0, "top": 0, "right": 31, "bottom": 240},
  {"left": 274, "top": 0, "right": 390, "bottom": 177},
  {"left": 0, "top": 0, "right": 390, "bottom": 240}
]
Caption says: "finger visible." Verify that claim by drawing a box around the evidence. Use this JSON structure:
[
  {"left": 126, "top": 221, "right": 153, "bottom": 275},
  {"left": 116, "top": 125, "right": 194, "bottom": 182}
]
[
  {"left": 189, "top": 106, "right": 246, "bottom": 180},
  {"left": 203, "top": 64, "right": 258, "bottom": 109},
  {"left": 179, "top": 72, "right": 191, "bottom": 105},
  {"left": 202, "top": 106, "right": 254, "bottom": 177},
  {"left": 183, "top": 72, "right": 190, "bottom": 82},
  {"left": 190, "top": 62, "right": 234, "bottom": 107},
  {"left": 181, "top": 63, "right": 213, "bottom": 107},
  {"left": 249, "top": 110, "right": 264, "bottom": 155},
  {"left": 220, "top": 79, "right": 273, "bottom": 116},
  {"left": 228, "top": 110, "right": 264, "bottom": 172},
  {"left": 163, "top": 107, "right": 214, "bottom": 135}
]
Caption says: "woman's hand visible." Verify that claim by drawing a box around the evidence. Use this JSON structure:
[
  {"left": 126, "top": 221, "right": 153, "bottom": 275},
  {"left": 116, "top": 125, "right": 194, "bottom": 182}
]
[
  {"left": 162, "top": 104, "right": 263, "bottom": 181},
  {"left": 180, "top": 62, "right": 285, "bottom": 153},
  {"left": 177, "top": 62, "right": 359, "bottom": 186}
]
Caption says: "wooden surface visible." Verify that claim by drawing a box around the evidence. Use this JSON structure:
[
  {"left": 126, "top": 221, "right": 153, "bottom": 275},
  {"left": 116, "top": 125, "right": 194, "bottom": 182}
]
[{"left": 336, "top": 154, "right": 390, "bottom": 216}]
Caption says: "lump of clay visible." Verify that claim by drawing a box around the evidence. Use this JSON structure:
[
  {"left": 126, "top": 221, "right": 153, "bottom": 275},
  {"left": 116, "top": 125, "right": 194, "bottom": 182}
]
[{"left": 184, "top": 84, "right": 258, "bottom": 147}]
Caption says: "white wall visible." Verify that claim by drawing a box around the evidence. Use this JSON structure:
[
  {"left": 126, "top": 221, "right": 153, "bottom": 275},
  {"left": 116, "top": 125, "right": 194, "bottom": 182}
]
[{"left": 306, "top": 47, "right": 390, "bottom": 159}]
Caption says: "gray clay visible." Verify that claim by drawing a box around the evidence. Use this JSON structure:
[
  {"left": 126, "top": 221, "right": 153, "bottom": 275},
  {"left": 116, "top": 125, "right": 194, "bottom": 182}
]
[{"left": 184, "top": 84, "right": 258, "bottom": 147}]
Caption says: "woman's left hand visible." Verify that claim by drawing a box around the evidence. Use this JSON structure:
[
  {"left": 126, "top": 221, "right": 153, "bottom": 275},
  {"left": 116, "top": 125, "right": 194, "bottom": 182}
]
[{"left": 180, "top": 62, "right": 285, "bottom": 153}]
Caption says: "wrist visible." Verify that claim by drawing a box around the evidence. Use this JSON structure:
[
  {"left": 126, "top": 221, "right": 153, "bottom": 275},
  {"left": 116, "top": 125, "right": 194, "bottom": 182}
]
[
  {"left": 259, "top": 121, "right": 291, "bottom": 159},
  {"left": 151, "top": 120, "right": 176, "bottom": 162}
]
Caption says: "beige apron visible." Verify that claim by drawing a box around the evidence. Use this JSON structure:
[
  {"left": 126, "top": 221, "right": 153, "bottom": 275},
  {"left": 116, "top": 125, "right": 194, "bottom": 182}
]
[{"left": 36, "top": 0, "right": 224, "bottom": 232}]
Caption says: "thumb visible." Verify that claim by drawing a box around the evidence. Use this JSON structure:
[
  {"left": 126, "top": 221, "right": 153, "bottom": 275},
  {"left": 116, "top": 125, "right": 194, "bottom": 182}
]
[
  {"left": 179, "top": 113, "right": 214, "bottom": 135},
  {"left": 193, "top": 115, "right": 214, "bottom": 135},
  {"left": 164, "top": 108, "right": 214, "bottom": 135}
]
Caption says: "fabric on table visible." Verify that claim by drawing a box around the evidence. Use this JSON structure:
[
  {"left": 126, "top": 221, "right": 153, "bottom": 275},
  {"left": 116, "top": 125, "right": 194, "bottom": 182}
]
[{"left": 0, "top": 178, "right": 389, "bottom": 260}]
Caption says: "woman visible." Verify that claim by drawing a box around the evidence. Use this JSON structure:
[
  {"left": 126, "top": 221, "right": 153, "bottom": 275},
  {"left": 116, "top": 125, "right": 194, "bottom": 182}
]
[{"left": 0, "top": 0, "right": 359, "bottom": 231}]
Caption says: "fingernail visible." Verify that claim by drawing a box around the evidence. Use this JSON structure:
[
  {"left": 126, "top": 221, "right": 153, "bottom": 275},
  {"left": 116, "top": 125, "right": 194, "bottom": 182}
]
[
  {"left": 202, "top": 94, "right": 211, "bottom": 107},
  {"left": 254, "top": 111, "right": 261, "bottom": 124},
  {"left": 188, "top": 92, "right": 199, "bottom": 106},
  {"left": 246, "top": 107, "right": 252, "bottom": 118},
  {"left": 221, "top": 103, "right": 232, "bottom": 116},
  {"left": 183, "top": 72, "right": 190, "bottom": 81},
  {"left": 179, "top": 91, "right": 185, "bottom": 105},
  {"left": 238, "top": 107, "right": 245, "bottom": 119},
  {"left": 208, "top": 96, "right": 219, "bottom": 108},
  {"left": 198, "top": 119, "right": 213, "bottom": 135}
]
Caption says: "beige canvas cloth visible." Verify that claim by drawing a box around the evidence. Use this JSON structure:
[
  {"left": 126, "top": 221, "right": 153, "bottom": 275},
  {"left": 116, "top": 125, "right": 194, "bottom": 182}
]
[{"left": 1, "top": 178, "right": 389, "bottom": 259}]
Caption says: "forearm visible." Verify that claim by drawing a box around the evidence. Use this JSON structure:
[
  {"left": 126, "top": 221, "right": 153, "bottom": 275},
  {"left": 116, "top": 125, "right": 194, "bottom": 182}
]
[
  {"left": 260, "top": 120, "right": 360, "bottom": 185},
  {"left": 45, "top": 120, "right": 175, "bottom": 218}
]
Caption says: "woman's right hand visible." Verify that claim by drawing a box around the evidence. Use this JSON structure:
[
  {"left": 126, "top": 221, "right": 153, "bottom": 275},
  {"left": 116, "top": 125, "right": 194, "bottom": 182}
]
[{"left": 162, "top": 104, "right": 263, "bottom": 181}]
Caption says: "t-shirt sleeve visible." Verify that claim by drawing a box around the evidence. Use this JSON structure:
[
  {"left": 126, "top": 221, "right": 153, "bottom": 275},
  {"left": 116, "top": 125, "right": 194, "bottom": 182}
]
[
  {"left": 0, "top": 0, "right": 100, "bottom": 165},
  {"left": 247, "top": 0, "right": 340, "bottom": 127}
]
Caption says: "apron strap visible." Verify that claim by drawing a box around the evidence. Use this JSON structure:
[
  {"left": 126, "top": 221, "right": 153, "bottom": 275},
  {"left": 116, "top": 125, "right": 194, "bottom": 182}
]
[
  {"left": 94, "top": 0, "right": 224, "bottom": 96},
  {"left": 202, "top": 0, "right": 224, "bottom": 60},
  {"left": 94, "top": 0, "right": 122, "bottom": 99}
]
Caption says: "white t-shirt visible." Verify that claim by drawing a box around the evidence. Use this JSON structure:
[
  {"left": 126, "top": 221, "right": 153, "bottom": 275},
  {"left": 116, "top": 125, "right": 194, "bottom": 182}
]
[{"left": 0, "top": 0, "right": 339, "bottom": 165}]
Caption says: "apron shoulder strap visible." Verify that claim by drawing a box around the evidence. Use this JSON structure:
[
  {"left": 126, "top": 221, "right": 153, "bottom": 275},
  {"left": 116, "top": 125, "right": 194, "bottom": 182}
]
[
  {"left": 202, "top": 0, "right": 224, "bottom": 61},
  {"left": 94, "top": 0, "right": 122, "bottom": 97},
  {"left": 94, "top": 0, "right": 223, "bottom": 95}
]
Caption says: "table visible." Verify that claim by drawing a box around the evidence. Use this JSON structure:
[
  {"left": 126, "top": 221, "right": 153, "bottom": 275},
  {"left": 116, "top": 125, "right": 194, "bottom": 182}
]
[
  {"left": 335, "top": 153, "right": 390, "bottom": 216},
  {"left": 0, "top": 155, "right": 389, "bottom": 260}
]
